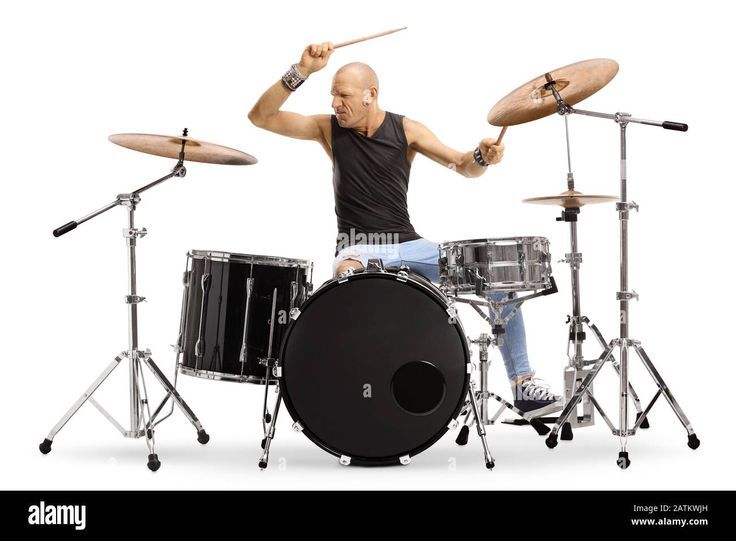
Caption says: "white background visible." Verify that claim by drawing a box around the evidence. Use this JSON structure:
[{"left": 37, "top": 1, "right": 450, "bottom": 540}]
[{"left": 2, "top": 0, "right": 734, "bottom": 490}]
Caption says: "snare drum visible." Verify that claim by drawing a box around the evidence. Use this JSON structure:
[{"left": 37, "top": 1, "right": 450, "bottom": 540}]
[
  {"left": 176, "top": 250, "right": 312, "bottom": 384},
  {"left": 439, "top": 237, "right": 552, "bottom": 294},
  {"left": 279, "top": 267, "right": 470, "bottom": 465}
]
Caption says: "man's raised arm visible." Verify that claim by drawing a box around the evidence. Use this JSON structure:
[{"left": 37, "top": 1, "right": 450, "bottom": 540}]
[{"left": 248, "top": 42, "right": 335, "bottom": 142}]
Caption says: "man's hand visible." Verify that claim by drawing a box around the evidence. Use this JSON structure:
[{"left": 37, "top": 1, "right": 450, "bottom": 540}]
[
  {"left": 479, "top": 138, "right": 504, "bottom": 165},
  {"left": 297, "top": 42, "right": 335, "bottom": 76}
]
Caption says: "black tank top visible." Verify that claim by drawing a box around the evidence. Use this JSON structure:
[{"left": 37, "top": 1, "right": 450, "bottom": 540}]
[{"left": 331, "top": 112, "right": 420, "bottom": 249}]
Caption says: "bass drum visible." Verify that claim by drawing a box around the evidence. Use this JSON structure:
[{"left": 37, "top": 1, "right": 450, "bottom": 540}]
[{"left": 279, "top": 268, "right": 470, "bottom": 466}]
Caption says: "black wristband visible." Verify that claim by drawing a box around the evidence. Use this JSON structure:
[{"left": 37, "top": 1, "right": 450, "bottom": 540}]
[
  {"left": 473, "top": 146, "right": 490, "bottom": 167},
  {"left": 282, "top": 64, "right": 307, "bottom": 91}
]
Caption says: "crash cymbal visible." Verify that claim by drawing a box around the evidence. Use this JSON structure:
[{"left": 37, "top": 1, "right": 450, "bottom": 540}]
[
  {"left": 488, "top": 59, "right": 619, "bottom": 127},
  {"left": 523, "top": 190, "right": 618, "bottom": 208},
  {"left": 109, "top": 133, "right": 257, "bottom": 165}
]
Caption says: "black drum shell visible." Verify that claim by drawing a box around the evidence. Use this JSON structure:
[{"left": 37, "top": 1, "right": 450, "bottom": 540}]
[
  {"left": 279, "top": 270, "right": 470, "bottom": 465},
  {"left": 179, "top": 251, "right": 311, "bottom": 384}
]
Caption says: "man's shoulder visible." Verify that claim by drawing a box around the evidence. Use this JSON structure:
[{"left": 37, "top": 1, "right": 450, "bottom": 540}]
[
  {"left": 400, "top": 116, "right": 423, "bottom": 143},
  {"left": 312, "top": 114, "right": 333, "bottom": 125},
  {"left": 309, "top": 114, "right": 333, "bottom": 136}
]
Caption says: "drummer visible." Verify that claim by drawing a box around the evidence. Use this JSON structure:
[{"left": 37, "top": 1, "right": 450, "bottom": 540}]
[{"left": 248, "top": 42, "right": 562, "bottom": 417}]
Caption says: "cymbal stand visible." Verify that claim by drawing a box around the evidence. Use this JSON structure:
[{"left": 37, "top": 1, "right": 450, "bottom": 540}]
[
  {"left": 541, "top": 79, "right": 700, "bottom": 468},
  {"left": 553, "top": 114, "right": 648, "bottom": 441},
  {"left": 39, "top": 131, "right": 209, "bottom": 471}
]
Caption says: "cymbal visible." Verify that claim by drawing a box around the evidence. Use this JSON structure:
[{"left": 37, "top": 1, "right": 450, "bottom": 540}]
[
  {"left": 109, "top": 133, "right": 257, "bottom": 165},
  {"left": 488, "top": 59, "right": 619, "bottom": 127},
  {"left": 523, "top": 190, "right": 618, "bottom": 208}
]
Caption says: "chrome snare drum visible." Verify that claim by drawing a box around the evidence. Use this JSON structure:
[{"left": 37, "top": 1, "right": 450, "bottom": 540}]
[
  {"left": 176, "top": 250, "right": 312, "bottom": 384},
  {"left": 439, "top": 237, "right": 552, "bottom": 294}
]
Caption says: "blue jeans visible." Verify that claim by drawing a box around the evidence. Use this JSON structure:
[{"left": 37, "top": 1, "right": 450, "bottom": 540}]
[{"left": 333, "top": 238, "right": 533, "bottom": 382}]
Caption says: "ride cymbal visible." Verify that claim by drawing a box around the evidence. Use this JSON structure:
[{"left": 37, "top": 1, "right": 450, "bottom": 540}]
[{"left": 488, "top": 59, "right": 619, "bottom": 127}]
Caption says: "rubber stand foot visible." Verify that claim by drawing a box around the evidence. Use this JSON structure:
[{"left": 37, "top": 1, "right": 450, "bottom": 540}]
[
  {"left": 39, "top": 439, "right": 52, "bottom": 455},
  {"left": 455, "top": 425, "right": 470, "bottom": 446},
  {"left": 636, "top": 411, "right": 650, "bottom": 429},
  {"left": 531, "top": 418, "right": 551, "bottom": 436},
  {"left": 197, "top": 430, "right": 210, "bottom": 444},
  {"left": 147, "top": 453, "right": 161, "bottom": 472},
  {"left": 258, "top": 460, "right": 268, "bottom": 469},
  {"left": 688, "top": 434, "right": 701, "bottom": 450},
  {"left": 561, "top": 422, "right": 574, "bottom": 441},
  {"left": 617, "top": 451, "right": 631, "bottom": 470},
  {"left": 545, "top": 434, "right": 558, "bottom": 449}
]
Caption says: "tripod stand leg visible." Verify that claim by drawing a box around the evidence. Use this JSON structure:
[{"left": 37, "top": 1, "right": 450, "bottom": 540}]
[
  {"left": 633, "top": 345, "right": 700, "bottom": 449},
  {"left": 467, "top": 382, "right": 494, "bottom": 469},
  {"left": 259, "top": 389, "right": 283, "bottom": 469},
  {"left": 141, "top": 355, "right": 209, "bottom": 444},
  {"left": 39, "top": 355, "right": 125, "bottom": 454},
  {"left": 133, "top": 361, "right": 162, "bottom": 472},
  {"left": 610, "top": 361, "right": 649, "bottom": 428},
  {"left": 546, "top": 345, "right": 615, "bottom": 449},
  {"left": 583, "top": 318, "right": 647, "bottom": 425}
]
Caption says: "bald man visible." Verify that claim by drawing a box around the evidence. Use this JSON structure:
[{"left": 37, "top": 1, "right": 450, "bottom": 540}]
[{"left": 248, "top": 42, "right": 562, "bottom": 416}]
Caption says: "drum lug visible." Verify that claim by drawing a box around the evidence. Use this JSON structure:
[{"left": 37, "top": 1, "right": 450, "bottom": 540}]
[
  {"left": 399, "top": 455, "right": 411, "bottom": 465},
  {"left": 466, "top": 363, "right": 473, "bottom": 374},
  {"left": 292, "top": 421, "right": 303, "bottom": 432},
  {"left": 396, "top": 270, "right": 409, "bottom": 282},
  {"left": 366, "top": 259, "right": 385, "bottom": 272},
  {"left": 289, "top": 308, "right": 301, "bottom": 320},
  {"left": 338, "top": 267, "right": 356, "bottom": 283},
  {"left": 446, "top": 306, "right": 458, "bottom": 320},
  {"left": 339, "top": 455, "right": 352, "bottom": 466},
  {"left": 447, "top": 419, "right": 459, "bottom": 430},
  {"left": 273, "top": 366, "right": 282, "bottom": 378}
]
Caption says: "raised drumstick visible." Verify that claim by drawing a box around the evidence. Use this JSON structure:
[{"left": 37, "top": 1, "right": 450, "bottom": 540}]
[
  {"left": 496, "top": 126, "right": 507, "bottom": 145},
  {"left": 334, "top": 26, "right": 408, "bottom": 49}
]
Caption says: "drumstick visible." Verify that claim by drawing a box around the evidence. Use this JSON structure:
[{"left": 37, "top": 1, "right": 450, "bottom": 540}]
[
  {"left": 334, "top": 26, "right": 408, "bottom": 49},
  {"left": 496, "top": 126, "right": 507, "bottom": 145}
]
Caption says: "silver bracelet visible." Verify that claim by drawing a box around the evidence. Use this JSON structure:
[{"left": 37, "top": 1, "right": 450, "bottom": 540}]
[{"left": 282, "top": 64, "right": 308, "bottom": 91}]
